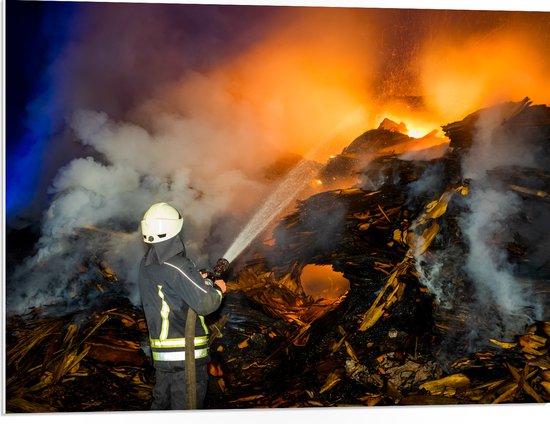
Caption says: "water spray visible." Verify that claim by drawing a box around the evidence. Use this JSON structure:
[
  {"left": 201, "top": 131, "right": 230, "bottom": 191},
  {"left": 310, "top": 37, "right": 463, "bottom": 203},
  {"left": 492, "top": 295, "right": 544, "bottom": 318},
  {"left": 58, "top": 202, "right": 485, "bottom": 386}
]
[
  {"left": 222, "top": 159, "right": 320, "bottom": 263},
  {"left": 222, "top": 107, "right": 366, "bottom": 263}
]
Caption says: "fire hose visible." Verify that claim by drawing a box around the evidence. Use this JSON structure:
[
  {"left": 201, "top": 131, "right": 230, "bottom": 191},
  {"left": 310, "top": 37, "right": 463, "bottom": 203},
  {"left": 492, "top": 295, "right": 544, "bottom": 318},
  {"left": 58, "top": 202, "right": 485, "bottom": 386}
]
[{"left": 185, "top": 257, "right": 229, "bottom": 409}]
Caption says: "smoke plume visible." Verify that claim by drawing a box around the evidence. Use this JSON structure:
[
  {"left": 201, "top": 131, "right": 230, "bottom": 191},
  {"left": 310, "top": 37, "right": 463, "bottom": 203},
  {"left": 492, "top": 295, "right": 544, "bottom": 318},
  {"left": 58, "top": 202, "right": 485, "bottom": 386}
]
[
  {"left": 413, "top": 100, "right": 548, "bottom": 355},
  {"left": 6, "top": 5, "right": 377, "bottom": 315},
  {"left": 459, "top": 104, "right": 545, "bottom": 337}
]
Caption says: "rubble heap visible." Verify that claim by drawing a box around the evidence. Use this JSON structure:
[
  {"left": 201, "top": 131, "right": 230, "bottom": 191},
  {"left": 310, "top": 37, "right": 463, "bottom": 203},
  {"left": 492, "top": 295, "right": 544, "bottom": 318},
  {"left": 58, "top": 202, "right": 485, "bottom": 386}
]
[
  {"left": 206, "top": 97, "right": 550, "bottom": 407},
  {"left": 5, "top": 98, "right": 550, "bottom": 412}
]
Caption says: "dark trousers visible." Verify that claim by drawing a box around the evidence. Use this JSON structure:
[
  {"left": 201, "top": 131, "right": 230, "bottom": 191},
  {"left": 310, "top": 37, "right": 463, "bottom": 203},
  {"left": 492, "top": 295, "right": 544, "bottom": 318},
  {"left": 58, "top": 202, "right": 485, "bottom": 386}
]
[{"left": 151, "top": 364, "right": 208, "bottom": 410}]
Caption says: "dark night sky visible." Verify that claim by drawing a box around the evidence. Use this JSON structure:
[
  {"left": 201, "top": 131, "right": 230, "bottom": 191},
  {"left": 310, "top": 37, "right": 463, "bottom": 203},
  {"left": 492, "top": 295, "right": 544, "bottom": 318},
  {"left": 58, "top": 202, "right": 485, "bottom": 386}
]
[{"left": 6, "top": 0, "right": 80, "bottom": 223}]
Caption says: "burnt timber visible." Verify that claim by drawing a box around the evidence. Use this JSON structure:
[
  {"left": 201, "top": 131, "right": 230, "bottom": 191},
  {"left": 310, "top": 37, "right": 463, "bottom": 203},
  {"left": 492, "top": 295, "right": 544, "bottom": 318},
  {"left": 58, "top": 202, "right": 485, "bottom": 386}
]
[{"left": 5, "top": 98, "right": 550, "bottom": 412}]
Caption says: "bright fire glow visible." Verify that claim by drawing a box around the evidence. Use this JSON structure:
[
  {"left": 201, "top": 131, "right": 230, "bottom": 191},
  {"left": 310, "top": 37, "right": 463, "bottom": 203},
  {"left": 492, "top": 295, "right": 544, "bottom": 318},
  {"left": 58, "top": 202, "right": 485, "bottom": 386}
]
[
  {"left": 375, "top": 106, "right": 451, "bottom": 156},
  {"left": 157, "top": 8, "right": 550, "bottom": 170},
  {"left": 419, "top": 28, "right": 550, "bottom": 122},
  {"left": 380, "top": 112, "right": 444, "bottom": 139},
  {"left": 300, "top": 264, "right": 350, "bottom": 300}
]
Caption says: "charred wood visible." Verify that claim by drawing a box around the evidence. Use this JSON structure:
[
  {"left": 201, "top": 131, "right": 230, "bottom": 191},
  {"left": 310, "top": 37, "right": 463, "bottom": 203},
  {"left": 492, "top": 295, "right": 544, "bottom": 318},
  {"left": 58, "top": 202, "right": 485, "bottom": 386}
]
[{"left": 6, "top": 98, "right": 550, "bottom": 411}]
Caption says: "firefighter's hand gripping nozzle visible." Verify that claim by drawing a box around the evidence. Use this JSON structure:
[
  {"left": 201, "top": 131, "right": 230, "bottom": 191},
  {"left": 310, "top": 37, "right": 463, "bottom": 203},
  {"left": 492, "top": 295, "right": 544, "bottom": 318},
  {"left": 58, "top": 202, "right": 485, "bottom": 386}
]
[{"left": 201, "top": 257, "right": 230, "bottom": 282}]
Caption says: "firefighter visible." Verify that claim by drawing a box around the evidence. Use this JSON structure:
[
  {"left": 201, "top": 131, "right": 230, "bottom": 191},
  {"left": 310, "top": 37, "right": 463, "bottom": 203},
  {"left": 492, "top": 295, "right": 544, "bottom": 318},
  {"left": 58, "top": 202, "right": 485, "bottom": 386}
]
[{"left": 138, "top": 202, "right": 226, "bottom": 410}]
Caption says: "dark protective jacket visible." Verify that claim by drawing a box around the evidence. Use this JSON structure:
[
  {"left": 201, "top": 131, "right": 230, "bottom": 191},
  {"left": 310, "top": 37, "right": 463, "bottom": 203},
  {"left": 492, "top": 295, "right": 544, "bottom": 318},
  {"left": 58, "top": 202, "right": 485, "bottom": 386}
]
[{"left": 138, "top": 234, "right": 223, "bottom": 371}]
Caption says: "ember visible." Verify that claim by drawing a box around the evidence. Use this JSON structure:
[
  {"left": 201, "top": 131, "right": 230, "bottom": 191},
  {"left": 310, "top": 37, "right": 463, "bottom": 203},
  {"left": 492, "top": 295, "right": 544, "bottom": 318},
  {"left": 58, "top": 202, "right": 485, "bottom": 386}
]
[{"left": 6, "top": 98, "right": 550, "bottom": 412}]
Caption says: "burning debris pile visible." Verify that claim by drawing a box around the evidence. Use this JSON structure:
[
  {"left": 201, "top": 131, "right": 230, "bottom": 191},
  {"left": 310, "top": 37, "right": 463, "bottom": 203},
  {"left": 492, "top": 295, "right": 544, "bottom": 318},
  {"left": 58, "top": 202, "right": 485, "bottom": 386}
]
[
  {"left": 5, "top": 98, "right": 550, "bottom": 412},
  {"left": 207, "top": 97, "right": 550, "bottom": 407}
]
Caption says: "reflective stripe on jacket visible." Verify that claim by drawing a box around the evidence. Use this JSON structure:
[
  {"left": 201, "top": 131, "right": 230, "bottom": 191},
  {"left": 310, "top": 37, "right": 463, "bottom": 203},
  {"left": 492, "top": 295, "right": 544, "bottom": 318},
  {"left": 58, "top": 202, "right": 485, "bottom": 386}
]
[{"left": 138, "top": 252, "right": 223, "bottom": 369}]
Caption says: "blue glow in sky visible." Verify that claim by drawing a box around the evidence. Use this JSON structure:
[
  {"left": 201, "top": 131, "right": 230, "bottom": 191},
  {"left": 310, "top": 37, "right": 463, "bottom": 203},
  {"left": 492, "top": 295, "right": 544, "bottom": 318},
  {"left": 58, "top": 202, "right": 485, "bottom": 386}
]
[{"left": 6, "top": 0, "right": 80, "bottom": 221}]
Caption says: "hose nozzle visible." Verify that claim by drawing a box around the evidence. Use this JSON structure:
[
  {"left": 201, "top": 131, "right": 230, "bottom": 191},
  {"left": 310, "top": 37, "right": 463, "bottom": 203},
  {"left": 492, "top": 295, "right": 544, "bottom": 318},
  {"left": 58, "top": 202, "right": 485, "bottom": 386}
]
[{"left": 212, "top": 258, "right": 230, "bottom": 279}]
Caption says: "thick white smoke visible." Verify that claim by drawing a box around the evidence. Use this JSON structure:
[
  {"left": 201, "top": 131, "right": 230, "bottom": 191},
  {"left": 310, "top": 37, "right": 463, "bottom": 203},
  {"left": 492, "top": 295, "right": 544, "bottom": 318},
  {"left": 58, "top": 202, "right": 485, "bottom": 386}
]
[
  {"left": 6, "top": 5, "right": 379, "bottom": 316},
  {"left": 459, "top": 104, "right": 542, "bottom": 337},
  {"left": 414, "top": 102, "right": 545, "bottom": 348},
  {"left": 8, "top": 75, "right": 283, "bottom": 315},
  {"left": 461, "top": 188, "right": 530, "bottom": 317}
]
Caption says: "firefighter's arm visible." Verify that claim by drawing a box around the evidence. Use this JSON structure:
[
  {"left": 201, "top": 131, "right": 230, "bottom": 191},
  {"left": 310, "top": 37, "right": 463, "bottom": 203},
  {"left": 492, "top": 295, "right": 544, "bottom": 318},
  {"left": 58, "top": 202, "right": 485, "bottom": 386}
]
[
  {"left": 201, "top": 272, "right": 226, "bottom": 294},
  {"left": 197, "top": 275, "right": 226, "bottom": 315},
  {"left": 164, "top": 258, "right": 224, "bottom": 315}
]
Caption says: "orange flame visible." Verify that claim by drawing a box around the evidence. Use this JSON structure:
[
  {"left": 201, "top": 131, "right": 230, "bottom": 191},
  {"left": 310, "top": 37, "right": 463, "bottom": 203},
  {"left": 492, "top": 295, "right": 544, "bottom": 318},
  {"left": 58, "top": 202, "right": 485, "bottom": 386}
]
[
  {"left": 419, "top": 25, "right": 550, "bottom": 122},
  {"left": 205, "top": 8, "right": 378, "bottom": 160},
  {"left": 159, "top": 9, "right": 550, "bottom": 167}
]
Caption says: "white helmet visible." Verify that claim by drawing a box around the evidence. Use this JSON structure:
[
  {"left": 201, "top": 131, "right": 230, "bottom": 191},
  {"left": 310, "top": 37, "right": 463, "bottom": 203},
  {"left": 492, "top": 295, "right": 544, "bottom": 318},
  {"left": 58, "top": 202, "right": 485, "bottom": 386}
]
[{"left": 141, "top": 202, "right": 184, "bottom": 244}]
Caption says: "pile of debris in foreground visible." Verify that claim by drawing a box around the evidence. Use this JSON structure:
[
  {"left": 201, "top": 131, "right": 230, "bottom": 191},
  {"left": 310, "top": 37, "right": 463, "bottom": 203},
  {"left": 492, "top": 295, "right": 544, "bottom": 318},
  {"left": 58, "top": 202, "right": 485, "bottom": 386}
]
[
  {"left": 6, "top": 300, "right": 152, "bottom": 412},
  {"left": 5, "top": 97, "right": 550, "bottom": 412}
]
